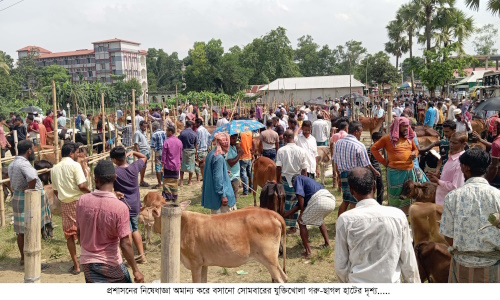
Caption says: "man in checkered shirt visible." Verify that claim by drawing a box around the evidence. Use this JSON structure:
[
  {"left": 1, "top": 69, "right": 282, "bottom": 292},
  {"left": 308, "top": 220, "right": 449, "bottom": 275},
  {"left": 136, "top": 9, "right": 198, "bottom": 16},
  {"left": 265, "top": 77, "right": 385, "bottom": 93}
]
[
  {"left": 150, "top": 121, "right": 166, "bottom": 189},
  {"left": 115, "top": 116, "right": 133, "bottom": 163}
]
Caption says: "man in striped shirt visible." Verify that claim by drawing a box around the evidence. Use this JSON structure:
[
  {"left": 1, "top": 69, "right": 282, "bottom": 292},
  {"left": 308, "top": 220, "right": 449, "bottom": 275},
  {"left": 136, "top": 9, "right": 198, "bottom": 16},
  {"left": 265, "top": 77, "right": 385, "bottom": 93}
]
[
  {"left": 333, "top": 121, "right": 380, "bottom": 217},
  {"left": 150, "top": 121, "right": 167, "bottom": 189}
]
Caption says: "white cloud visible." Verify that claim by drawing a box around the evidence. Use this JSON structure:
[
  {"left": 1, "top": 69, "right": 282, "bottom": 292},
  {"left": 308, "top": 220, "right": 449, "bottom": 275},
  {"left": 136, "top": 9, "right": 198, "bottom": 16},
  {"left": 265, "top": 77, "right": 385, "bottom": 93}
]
[
  {"left": 335, "top": 13, "right": 351, "bottom": 21},
  {"left": 276, "top": 0, "right": 289, "bottom": 11}
]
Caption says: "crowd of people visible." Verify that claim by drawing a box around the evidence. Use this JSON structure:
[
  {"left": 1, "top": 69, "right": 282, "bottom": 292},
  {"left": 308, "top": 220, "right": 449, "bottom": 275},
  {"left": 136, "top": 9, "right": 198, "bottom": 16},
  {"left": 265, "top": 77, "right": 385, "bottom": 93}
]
[{"left": 3, "top": 93, "right": 500, "bottom": 284}]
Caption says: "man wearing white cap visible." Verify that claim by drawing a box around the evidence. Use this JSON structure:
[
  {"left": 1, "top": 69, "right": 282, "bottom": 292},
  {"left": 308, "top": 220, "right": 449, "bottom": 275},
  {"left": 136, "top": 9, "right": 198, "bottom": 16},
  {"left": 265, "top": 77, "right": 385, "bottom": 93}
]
[{"left": 454, "top": 109, "right": 472, "bottom": 134}]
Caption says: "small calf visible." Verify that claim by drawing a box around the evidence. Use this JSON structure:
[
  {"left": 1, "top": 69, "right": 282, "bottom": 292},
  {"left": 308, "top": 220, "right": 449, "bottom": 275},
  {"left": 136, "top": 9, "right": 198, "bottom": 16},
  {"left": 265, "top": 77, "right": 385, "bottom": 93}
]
[
  {"left": 400, "top": 180, "right": 437, "bottom": 203},
  {"left": 415, "top": 241, "right": 451, "bottom": 283}
]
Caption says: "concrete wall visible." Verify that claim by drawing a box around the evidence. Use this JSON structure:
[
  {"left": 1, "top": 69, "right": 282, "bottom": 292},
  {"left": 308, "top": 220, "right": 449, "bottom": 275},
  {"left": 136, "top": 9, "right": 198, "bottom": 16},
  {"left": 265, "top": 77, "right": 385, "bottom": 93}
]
[{"left": 261, "top": 87, "right": 365, "bottom": 104}]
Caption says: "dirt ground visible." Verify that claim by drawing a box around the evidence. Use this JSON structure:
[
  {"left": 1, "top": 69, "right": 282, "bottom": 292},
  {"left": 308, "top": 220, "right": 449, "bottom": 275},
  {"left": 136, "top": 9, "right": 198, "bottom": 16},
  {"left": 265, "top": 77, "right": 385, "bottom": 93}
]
[{"left": 0, "top": 161, "right": 343, "bottom": 283}]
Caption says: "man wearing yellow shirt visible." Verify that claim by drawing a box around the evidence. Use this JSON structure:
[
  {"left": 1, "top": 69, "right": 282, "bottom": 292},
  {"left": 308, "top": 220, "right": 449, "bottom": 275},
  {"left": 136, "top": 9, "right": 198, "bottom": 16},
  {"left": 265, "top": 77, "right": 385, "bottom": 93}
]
[
  {"left": 51, "top": 142, "right": 91, "bottom": 275},
  {"left": 239, "top": 131, "right": 254, "bottom": 196},
  {"left": 436, "top": 102, "right": 446, "bottom": 138}
]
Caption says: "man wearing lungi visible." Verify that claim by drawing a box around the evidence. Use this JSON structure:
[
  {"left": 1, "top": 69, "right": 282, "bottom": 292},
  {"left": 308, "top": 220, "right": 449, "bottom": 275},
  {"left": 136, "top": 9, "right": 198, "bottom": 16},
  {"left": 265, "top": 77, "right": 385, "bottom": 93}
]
[
  {"left": 333, "top": 121, "right": 380, "bottom": 217},
  {"left": 440, "top": 148, "right": 500, "bottom": 283},
  {"left": 150, "top": 121, "right": 167, "bottom": 189},
  {"left": 134, "top": 120, "right": 150, "bottom": 187},
  {"left": 51, "top": 142, "right": 90, "bottom": 275},
  {"left": 276, "top": 129, "right": 309, "bottom": 234},
  {"left": 178, "top": 120, "right": 198, "bottom": 186},
  {"left": 9, "top": 140, "right": 52, "bottom": 268},
  {"left": 194, "top": 118, "right": 210, "bottom": 181},
  {"left": 201, "top": 132, "right": 237, "bottom": 214},
  {"left": 76, "top": 160, "right": 144, "bottom": 283},
  {"left": 371, "top": 117, "right": 418, "bottom": 215},
  {"left": 161, "top": 126, "right": 183, "bottom": 201},
  {"left": 283, "top": 175, "right": 335, "bottom": 258}
]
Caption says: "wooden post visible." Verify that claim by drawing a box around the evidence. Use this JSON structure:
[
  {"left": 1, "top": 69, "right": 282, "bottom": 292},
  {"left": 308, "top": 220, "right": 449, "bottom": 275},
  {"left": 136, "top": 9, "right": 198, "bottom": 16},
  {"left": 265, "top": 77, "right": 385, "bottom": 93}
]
[
  {"left": 71, "top": 117, "right": 76, "bottom": 142},
  {"left": 210, "top": 97, "right": 213, "bottom": 126},
  {"left": 13, "top": 131, "right": 18, "bottom": 156},
  {"left": 160, "top": 203, "right": 181, "bottom": 283},
  {"left": 24, "top": 189, "right": 41, "bottom": 283},
  {"left": 161, "top": 100, "right": 166, "bottom": 131},
  {"left": 84, "top": 102, "right": 87, "bottom": 116},
  {"left": 52, "top": 81, "right": 59, "bottom": 164},
  {"left": 175, "top": 85, "right": 179, "bottom": 117},
  {"left": 101, "top": 93, "right": 106, "bottom": 153},
  {"left": 149, "top": 121, "right": 154, "bottom": 174},
  {"left": 92, "top": 102, "right": 95, "bottom": 117},
  {"left": 0, "top": 155, "right": 4, "bottom": 227}
]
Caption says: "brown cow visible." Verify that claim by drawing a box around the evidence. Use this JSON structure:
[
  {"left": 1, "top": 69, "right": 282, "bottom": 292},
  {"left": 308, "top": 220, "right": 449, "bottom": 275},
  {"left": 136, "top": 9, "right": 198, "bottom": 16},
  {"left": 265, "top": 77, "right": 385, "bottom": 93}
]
[
  {"left": 471, "top": 119, "right": 486, "bottom": 135},
  {"left": 400, "top": 180, "right": 437, "bottom": 203},
  {"left": 151, "top": 204, "right": 287, "bottom": 283},
  {"left": 252, "top": 156, "right": 277, "bottom": 206},
  {"left": 409, "top": 202, "right": 447, "bottom": 248},
  {"left": 359, "top": 116, "right": 385, "bottom": 134},
  {"left": 414, "top": 126, "right": 440, "bottom": 138},
  {"left": 317, "top": 146, "right": 331, "bottom": 186},
  {"left": 415, "top": 241, "right": 451, "bottom": 283},
  {"left": 139, "top": 192, "right": 168, "bottom": 250},
  {"left": 417, "top": 136, "right": 440, "bottom": 149},
  {"left": 252, "top": 136, "right": 262, "bottom": 159}
]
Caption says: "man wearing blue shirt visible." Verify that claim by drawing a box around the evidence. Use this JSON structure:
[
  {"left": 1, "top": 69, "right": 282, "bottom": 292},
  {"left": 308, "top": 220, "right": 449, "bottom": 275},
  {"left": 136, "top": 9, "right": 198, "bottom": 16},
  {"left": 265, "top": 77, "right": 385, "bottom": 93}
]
[
  {"left": 283, "top": 175, "right": 336, "bottom": 258},
  {"left": 424, "top": 101, "right": 437, "bottom": 128}
]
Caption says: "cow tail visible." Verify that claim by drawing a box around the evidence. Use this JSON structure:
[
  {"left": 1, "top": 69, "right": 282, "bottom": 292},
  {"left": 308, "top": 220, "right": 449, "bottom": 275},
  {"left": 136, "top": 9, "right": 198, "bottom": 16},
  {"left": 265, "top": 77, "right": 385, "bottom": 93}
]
[{"left": 281, "top": 216, "right": 286, "bottom": 274}]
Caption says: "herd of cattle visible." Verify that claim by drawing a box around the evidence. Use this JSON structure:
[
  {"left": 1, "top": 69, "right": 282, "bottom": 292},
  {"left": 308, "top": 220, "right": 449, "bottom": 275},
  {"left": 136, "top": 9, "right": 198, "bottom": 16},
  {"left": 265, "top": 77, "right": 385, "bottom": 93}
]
[{"left": 3, "top": 113, "right": 489, "bottom": 283}]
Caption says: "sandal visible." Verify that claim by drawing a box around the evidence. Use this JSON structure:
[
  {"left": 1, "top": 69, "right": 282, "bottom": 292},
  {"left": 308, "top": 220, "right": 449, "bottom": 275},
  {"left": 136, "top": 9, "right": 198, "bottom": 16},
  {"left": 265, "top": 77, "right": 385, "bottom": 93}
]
[
  {"left": 140, "top": 182, "right": 150, "bottom": 187},
  {"left": 68, "top": 266, "right": 80, "bottom": 275},
  {"left": 320, "top": 244, "right": 330, "bottom": 249},
  {"left": 152, "top": 184, "right": 161, "bottom": 189}
]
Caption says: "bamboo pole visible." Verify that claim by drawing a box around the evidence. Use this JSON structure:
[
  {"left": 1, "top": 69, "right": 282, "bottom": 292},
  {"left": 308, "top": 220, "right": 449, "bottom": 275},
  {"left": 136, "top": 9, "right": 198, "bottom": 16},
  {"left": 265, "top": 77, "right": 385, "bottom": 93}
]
[
  {"left": 161, "top": 99, "right": 166, "bottom": 131},
  {"left": 160, "top": 203, "right": 181, "bottom": 283},
  {"left": 71, "top": 117, "right": 76, "bottom": 142},
  {"left": 149, "top": 120, "right": 154, "bottom": 175},
  {"left": 210, "top": 97, "right": 213, "bottom": 126},
  {"left": 52, "top": 81, "right": 59, "bottom": 164},
  {"left": 101, "top": 93, "right": 106, "bottom": 153},
  {"left": 24, "top": 189, "right": 41, "bottom": 283},
  {"left": 0, "top": 154, "right": 4, "bottom": 227},
  {"left": 84, "top": 102, "right": 87, "bottom": 116},
  {"left": 175, "top": 85, "right": 179, "bottom": 117}
]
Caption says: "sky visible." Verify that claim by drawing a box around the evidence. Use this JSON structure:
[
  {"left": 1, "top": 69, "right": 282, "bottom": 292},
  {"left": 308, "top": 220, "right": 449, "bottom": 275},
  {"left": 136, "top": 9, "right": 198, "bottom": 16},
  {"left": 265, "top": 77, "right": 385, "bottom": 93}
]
[{"left": 1, "top": 0, "right": 499, "bottom": 65}]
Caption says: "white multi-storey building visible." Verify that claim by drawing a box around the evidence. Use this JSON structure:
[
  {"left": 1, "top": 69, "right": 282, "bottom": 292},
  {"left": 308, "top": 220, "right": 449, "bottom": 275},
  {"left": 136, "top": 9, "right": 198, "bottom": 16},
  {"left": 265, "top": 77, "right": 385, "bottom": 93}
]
[{"left": 17, "top": 38, "right": 148, "bottom": 92}]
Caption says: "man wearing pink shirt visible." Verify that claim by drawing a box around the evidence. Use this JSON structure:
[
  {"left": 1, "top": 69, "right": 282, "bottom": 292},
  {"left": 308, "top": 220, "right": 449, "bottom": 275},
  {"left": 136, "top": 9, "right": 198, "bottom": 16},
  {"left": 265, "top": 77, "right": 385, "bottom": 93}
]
[
  {"left": 428, "top": 133, "right": 466, "bottom": 205},
  {"left": 76, "top": 160, "right": 144, "bottom": 283},
  {"left": 329, "top": 121, "right": 348, "bottom": 189}
]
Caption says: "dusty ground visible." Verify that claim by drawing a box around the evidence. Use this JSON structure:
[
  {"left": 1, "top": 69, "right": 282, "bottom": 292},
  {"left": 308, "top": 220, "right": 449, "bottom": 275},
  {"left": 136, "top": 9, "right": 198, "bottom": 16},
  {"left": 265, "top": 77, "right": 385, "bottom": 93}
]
[{"left": 0, "top": 161, "right": 347, "bottom": 283}]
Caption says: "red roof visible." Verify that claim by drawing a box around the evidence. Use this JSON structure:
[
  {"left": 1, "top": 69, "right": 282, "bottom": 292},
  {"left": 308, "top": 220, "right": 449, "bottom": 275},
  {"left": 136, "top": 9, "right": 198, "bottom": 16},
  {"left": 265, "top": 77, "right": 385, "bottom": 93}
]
[
  {"left": 139, "top": 50, "right": 147, "bottom": 54},
  {"left": 246, "top": 85, "right": 265, "bottom": 94},
  {"left": 92, "top": 38, "right": 140, "bottom": 45},
  {"left": 39, "top": 49, "right": 94, "bottom": 59},
  {"left": 16, "top": 46, "right": 51, "bottom": 53}
]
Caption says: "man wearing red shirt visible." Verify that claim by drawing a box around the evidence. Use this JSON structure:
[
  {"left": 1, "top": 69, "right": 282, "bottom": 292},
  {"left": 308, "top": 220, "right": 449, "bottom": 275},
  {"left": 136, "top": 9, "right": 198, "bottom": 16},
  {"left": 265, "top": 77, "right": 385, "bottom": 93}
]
[{"left": 43, "top": 110, "right": 55, "bottom": 133}]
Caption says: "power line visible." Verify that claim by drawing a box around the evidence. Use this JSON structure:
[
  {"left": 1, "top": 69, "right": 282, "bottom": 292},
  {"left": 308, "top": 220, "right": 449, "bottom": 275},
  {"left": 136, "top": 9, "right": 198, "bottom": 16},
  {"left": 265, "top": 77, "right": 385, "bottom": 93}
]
[{"left": 0, "top": 0, "right": 25, "bottom": 12}]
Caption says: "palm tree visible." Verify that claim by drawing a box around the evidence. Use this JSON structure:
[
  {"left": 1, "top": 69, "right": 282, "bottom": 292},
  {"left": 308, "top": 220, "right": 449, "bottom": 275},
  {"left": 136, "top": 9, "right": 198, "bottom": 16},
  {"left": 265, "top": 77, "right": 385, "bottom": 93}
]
[
  {"left": 433, "top": 7, "right": 474, "bottom": 54},
  {"left": 0, "top": 52, "right": 10, "bottom": 75},
  {"left": 398, "top": 2, "right": 422, "bottom": 95},
  {"left": 465, "top": 0, "right": 500, "bottom": 16},
  {"left": 385, "top": 19, "right": 409, "bottom": 73},
  {"left": 414, "top": 0, "right": 455, "bottom": 51}
]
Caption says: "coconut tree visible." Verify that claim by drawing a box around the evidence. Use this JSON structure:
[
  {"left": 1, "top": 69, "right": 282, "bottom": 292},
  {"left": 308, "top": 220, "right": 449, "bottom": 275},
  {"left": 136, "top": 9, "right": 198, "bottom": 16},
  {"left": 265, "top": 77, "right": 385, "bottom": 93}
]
[
  {"left": 465, "top": 0, "right": 500, "bottom": 16},
  {"left": 398, "top": 2, "right": 422, "bottom": 95},
  {"left": 433, "top": 7, "right": 474, "bottom": 54},
  {"left": 385, "top": 18, "right": 409, "bottom": 72}
]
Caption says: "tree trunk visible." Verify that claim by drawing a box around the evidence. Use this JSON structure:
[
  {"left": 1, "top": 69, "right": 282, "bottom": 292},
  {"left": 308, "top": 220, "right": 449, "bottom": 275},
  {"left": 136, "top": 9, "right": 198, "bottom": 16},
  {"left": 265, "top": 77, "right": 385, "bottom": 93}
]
[
  {"left": 409, "top": 31, "right": 415, "bottom": 96},
  {"left": 426, "top": 8, "right": 432, "bottom": 51}
]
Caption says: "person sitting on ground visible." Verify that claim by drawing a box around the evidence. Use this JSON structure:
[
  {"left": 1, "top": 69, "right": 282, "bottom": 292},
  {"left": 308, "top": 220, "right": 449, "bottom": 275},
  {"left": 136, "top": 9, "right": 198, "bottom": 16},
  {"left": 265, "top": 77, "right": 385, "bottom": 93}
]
[
  {"left": 335, "top": 167, "right": 420, "bottom": 283},
  {"left": 76, "top": 160, "right": 144, "bottom": 283},
  {"left": 109, "top": 146, "right": 148, "bottom": 263},
  {"left": 283, "top": 175, "right": 335, "bottom": 258}
]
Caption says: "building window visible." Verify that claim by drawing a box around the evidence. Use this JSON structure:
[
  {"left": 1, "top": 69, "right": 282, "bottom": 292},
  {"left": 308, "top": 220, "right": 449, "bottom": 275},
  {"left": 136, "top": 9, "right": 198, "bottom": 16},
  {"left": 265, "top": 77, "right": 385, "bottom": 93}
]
[
  {"left": 87, "top": 58, "right": 91, "bottom": 64},
  {"left": 88, "top": 71, "right": 93, "bottom": 77},
  {"left": 100, "top": 63, "right": 105, "bottom": 70}
]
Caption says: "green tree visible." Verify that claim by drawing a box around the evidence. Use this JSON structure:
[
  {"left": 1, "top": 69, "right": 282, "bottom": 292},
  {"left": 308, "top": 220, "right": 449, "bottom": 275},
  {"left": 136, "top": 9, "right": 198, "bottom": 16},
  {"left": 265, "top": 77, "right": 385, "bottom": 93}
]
[
  {"left": 398, "top": 2, "right": 422, "bottom": 95},
  {"left": 146, "top": 48, "right": 184, "bottom": 92},
  {"left": 38, "top": 65, "right": 71, "bottom": 87},
  {"left": 355, "top": 52, "right": 400, "bottom": 87},
  {"left": 220, "top": 46, "right": 252, "bottom": 95},
  {"left": 473, "top": 24, "right": 499, "bottom": 55},
  {"left": 333, "top": 40, "right": 367, "bottom": 75},
  {"left": 465, "top": 0, "right": 500, "bottom": 16},
  {"left": 15, "top": 49, "right": 40, "bottom": 98},
  {"left": 295, "top": 35, "right": 320, "bottom": 77},
  {"left": 414, "top": 0, "right": 455, "bottom": 51},
  {"left": 412, "top": 44, "right": 475, "bottom": 96},
  {"left": 385, "top": 18, "right": 409, "bottom": 69},
  {"left": 432, "top": 7, "right": 474, "bottom": 54},
  {"left": 402, "top": 57, "right": 424, "bottom": 80}
]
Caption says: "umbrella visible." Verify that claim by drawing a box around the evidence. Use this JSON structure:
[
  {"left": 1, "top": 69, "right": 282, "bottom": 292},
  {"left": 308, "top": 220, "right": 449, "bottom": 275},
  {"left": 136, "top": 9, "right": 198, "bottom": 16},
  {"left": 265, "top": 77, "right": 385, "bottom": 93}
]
[
  {"left": 20, "top": 106, "right": 43, "bottom": 114},
  {"left": 304, "top": 98, "right": 328, "bottom": 107},
  {"left": 210, "top": 120, "right": 265, "bottom": 140},
  {"left": 474, "top": 97, "right": 500, "bottom": 112},
  {"left": 342, "top": 92, "right": 370, "bottom": 103}
]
